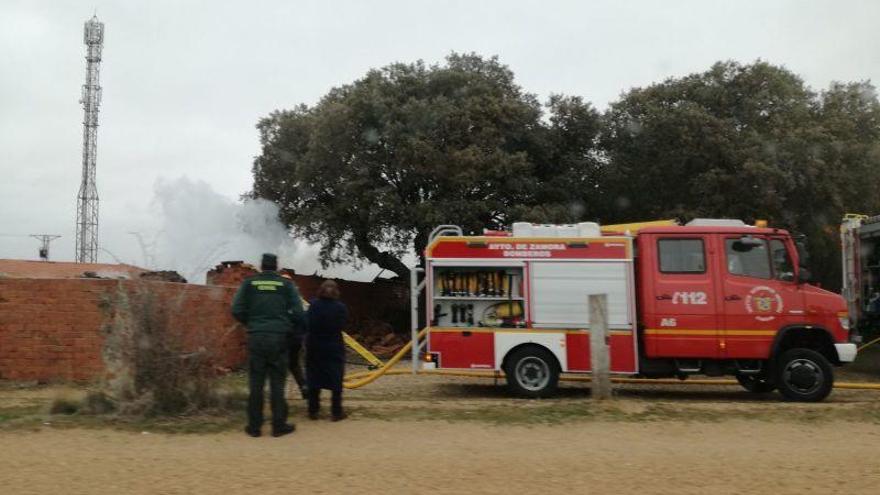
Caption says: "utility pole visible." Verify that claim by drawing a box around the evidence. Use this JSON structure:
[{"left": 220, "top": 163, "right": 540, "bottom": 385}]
[
  {"left": 75, "top": 15, "right": 104, "bottom": 263},
  {"left": 30, "top": 235, "right": 62, "bottom": 261}
]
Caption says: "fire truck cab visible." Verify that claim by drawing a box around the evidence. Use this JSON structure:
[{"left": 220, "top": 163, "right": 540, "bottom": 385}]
[{"left": 419, "top": 220, "right": 857, "bottom": 402}]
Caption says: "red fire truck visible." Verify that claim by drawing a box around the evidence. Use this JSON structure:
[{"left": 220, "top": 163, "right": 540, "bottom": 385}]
[{"left": 414, "top": 220, "right": 857, "bottom": 402}]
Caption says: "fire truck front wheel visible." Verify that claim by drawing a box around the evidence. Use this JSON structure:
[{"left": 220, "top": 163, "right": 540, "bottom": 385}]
[
  {"left": 775, "top": 348, "right": 834, "bottom": 402},
  {"left": 504, "top": 346, "right": 560, "bottom": 398}
]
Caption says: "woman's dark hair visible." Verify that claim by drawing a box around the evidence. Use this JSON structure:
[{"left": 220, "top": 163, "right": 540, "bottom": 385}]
[{"left": 317, "top": 280, "right": 340, "bottom": 300}]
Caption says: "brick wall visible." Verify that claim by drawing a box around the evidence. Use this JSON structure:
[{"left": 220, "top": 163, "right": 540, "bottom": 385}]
[
  {"left": 205, "top": 261, "right": 258, "bottom": 286},
  {"left": 207, "top": 262, "right": 409, "bottom": 334},
  {"left": 0, "top": 267, "right": 409, "bottom": 382},
  {"left": 0, "top": 278, "right": 244, "bottom": 382},
  {"left": 288, "top": 274, "right": 408, "bottom": 333}
]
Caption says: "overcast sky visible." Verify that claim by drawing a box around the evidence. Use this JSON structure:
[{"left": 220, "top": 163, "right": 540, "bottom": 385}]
[{"left": 1, "top": 0, "right": 878, "bottom": 278}]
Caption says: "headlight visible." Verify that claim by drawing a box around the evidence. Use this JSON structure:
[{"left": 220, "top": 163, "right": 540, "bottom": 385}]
[{"left": 838, "top": 316, "right": 851, "bottom": 331}]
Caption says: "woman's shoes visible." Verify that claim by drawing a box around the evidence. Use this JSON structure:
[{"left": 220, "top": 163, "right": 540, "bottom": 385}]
[{"left": 307, "top": 411, "right": 347, "bottom": 421}]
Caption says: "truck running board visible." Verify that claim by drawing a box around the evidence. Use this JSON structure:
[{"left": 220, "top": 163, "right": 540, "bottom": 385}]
[
  {"left": 734, "top": 360, "right": 764, "bottom": 375},
  {"left": 674, "top": 359, "right": 702, "bottom": 373}
]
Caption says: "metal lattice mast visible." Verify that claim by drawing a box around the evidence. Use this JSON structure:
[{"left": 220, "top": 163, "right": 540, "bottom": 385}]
[{"left": 75, "top": 15, "right": 104, "bottom": 263}]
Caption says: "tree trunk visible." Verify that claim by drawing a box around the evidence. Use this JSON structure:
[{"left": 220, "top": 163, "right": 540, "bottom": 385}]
[
  {"left": 352, "top": 231, "right": 410, "bottom": 280},
  {"left": 414, "top": 228, "right": 430, "bottom": 270}
]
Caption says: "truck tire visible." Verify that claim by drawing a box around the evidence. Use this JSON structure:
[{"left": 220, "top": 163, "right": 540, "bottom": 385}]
[
  {"left": 504, "top": 346, "right": 559, "bottom": 398},
  {"left": 735, "top": 374, "right": 776, "bottom": 394},
  {"left": 775, "top": 348, "right": 834, "bottom": 402}
]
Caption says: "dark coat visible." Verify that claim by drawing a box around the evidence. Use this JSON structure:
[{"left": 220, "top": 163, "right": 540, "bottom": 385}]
[{"left": 305, "top": 297, "right": 348, "bottom": 391}]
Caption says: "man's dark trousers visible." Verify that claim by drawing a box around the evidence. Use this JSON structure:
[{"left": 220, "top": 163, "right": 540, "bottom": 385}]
[{"left": 247, "top": 333, "right": 289, "bottom": 431}]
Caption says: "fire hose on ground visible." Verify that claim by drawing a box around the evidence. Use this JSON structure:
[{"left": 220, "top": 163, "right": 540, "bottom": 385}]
[
  {"left": 342, "top": 329, "right": 880, "bottom": 391},
  {"left": 858, "top": 335, "right": 880, "bottom": 353}
]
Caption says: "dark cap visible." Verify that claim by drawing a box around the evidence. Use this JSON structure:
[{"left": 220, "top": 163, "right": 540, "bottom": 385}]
[{"left": 260, "top": 253, "right": 278, "bottom": 271}]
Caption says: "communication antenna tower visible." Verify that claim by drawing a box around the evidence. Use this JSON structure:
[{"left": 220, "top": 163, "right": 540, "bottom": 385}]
[
  {"left": 75, "top": 15, "right": 104, "bottom": 263},
  {"left": 31, "top": 235, "right": 62, "bottom": 261}
]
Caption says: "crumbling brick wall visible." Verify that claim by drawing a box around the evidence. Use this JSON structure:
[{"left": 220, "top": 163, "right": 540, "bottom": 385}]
[
  {"left": 0, "top": 279, "right": 245, "bottom": 382},
  {"left": 205, "top": 261, "right": 258, "bottom": 286}
]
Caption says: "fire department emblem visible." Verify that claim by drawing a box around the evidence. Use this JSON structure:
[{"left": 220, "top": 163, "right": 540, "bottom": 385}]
[{"left": 745, "top": 286, "right": 783, "bottom": 322}]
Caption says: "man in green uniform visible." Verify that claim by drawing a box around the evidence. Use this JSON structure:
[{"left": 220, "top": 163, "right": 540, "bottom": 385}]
[{"left": 232, "top": 253, "right": 305, "bottom": 438}]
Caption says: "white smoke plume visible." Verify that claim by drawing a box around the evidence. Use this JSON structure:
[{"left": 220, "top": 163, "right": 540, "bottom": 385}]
[{"left": 138, "top": 177, "right": 379, "bottom": 284}]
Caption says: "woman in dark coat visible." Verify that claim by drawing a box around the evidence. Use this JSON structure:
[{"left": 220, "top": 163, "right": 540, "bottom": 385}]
[{"left": 305, "top": 280, "right": 349, "bottom": 421}]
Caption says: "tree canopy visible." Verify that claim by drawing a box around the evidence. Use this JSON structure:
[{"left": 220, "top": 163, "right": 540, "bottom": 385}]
[
  {"left": 252, "top": 56, "right": 880, "bottom": 288},
  {"left": 600, "top": 61, "right": 880, "bottom": 286},
  {"left": 252, "top": 53, "right": 601, "bottom": 278}
]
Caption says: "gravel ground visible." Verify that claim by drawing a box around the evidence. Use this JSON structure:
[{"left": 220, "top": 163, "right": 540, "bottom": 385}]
[{"left": 1, "top": 350, "right": 879, "bottom": 494}]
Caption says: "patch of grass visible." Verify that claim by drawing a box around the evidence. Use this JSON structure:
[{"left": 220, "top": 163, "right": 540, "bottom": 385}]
[
  {"left": 353, "top": 396, "right": 880, "bottom": 425},
  {"left": 355, "top": 401, "right": 615, "bottom": 425},
  {"left": 0, "top": 405, "right": 45, "bottom": 431},
  {"left": 42, "top": 388, "right": 251, "bottom": 434},
  {"left": 0, "top": 383, "right": 251, "bottom": 434},
  {"left": 19, "top": 410, "right": 246, "bottom": 435},
  {"left": 0, "top": 405, "right": 43, "bottom": 423},
  {"left": 3, "top": 395, "right": 879, "bottom": 432},
  {"left": 4, "top": 367, "right": 880, "bottom": 433}
]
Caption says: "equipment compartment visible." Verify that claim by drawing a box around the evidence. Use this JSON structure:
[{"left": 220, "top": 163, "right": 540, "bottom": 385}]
[{"left": 430, "top": 266, "right": 526, "bottom": 328}]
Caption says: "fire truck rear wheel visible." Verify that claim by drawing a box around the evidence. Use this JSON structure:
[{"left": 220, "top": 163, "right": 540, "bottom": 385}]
[
  {"left": 775, "top": 348, "right": 834, "bottom": 402},
  {"left": 735, "top": 374, "right": 776, "bottom": 394},
  {"left": 504, "top": 347, "right": 560, "bottom": 398}
]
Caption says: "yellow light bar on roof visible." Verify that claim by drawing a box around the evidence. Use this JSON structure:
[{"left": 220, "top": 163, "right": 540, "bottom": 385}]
[
  {"left": 600, "top": 219, "right": 678, "bottom": 234},
  {"left": 755, "top": 219, "right": 768, "bottom": 228}
]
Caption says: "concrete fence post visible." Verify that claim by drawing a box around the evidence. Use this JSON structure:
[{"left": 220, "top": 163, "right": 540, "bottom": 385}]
[
  {"left": 410, "top": 267, "right": 425, "bottom": 374},
  {"left": 589, "top": 293, "right": 612, "bottom": 400}
]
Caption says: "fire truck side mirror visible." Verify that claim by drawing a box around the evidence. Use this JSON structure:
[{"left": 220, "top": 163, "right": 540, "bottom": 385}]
[{"left": 732, "top": 236, "right": 763, "bottom": 251}]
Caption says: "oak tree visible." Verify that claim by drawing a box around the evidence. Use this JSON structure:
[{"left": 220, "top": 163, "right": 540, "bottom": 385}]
[{"left": 252, "top": 54, "right": 601, "bottom": 278}]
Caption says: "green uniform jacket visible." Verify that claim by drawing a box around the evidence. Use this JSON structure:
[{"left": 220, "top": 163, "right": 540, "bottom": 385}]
[{"left": 231, "top": 271, "right": 306, "bottom": 336}]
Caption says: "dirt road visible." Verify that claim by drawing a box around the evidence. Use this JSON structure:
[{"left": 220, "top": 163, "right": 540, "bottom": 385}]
[
  {"left": 3, "top": 362, "right": 880, "bottom": 495},
  {"left": 2, "top": 418, "right": 879, "bottom": 495}
]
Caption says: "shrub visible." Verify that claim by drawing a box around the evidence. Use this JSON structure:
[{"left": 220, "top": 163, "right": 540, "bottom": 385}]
[
  {"left": 49, "top": 397, "right": 79, "bottom": 415},
  {"left": 99, "top": 281, "right": 222, "bottom": 416},
  {"left": 81, "top": 390, "right": 116, "bottom": 415}
]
